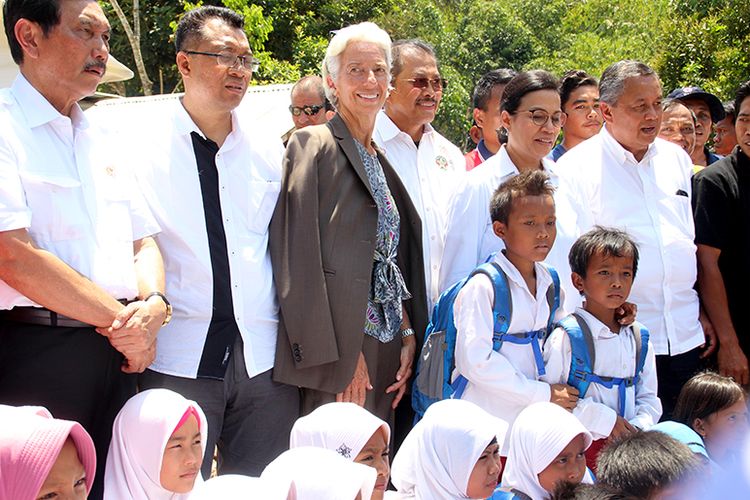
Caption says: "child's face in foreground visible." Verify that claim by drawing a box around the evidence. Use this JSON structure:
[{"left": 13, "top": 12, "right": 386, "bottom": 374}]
[
  {"left": 36, "top": 438, "right": 87, "bottom": 500},
  {"left": 160, "top": 414, "right": 202, "bottom": 493},
  {"left": 537, "top": 433, "right": 587, "bottom": 493},
  {"left": 573, "top": 252, "right": 634, "bottom": 320},
  {"left": 493, "top": 194, "right": 556, "bottom": 266},
  {"left": 466, "top": 441, "right": 501, "bottom": 499},
  {"left": 353, "top": 428, "right": 390, "bottom": 500}
]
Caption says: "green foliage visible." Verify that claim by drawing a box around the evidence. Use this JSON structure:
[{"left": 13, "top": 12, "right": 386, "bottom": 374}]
[{"left": 102, "top": 0, "right": 750, "bottom": 141}]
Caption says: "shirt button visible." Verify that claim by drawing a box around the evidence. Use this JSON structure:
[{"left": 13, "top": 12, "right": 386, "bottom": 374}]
[
  {"left": 431, "top": 235, "right": 436, "bottom": 240},
  {"left": 432, "top": 265, "right": 438, "bottom": 270}
]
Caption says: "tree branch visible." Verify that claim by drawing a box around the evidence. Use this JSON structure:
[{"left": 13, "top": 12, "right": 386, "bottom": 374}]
[{"left": 109, "top": 0, "right": 153, "bottom": 95}]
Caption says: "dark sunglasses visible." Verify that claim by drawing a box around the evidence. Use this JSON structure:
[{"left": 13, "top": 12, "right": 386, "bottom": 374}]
[
  {"left": 289, "top": 104, "right": 326, "bottom": 116},
  {"left": 403, "top": 77, "right": 448, "bottom": 91}
]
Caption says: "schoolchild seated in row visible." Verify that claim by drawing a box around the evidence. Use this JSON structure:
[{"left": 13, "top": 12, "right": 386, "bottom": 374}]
[
  {"left": 542, "top": 227, "right": 661, "bottom": 467},
  {"left": 453, "top": 170, "right": 579, "bottom": 455}
]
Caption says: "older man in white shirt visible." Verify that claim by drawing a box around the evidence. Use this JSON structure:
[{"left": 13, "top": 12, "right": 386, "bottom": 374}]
[
  {"left": 0, "top": 1, "right": 165, "bottom": 497},
  {"left": 123, "top": 7, "right": 299, "bottom": 478},
  {"left": 556, "top": 60, "right": 713, "bottom": 418},
  {"left": 373, "top": 39, "right": 464, "bottom": 315}
]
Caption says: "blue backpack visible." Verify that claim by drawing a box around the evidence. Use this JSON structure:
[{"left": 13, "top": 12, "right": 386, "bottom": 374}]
[
  {"left": 557, "top": 312, "right": 649, "bottom": 417},
  {"left": 412, "top": 261, "right": 560, "bottom": 420}
]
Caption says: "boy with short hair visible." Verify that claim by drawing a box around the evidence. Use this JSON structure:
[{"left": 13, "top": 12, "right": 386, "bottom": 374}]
[
  {"left": 453, "top": 170, "right": 580, "bottom": 453},
  {"left": 542, "top": 227, "right": 662, "bottom": 447}
]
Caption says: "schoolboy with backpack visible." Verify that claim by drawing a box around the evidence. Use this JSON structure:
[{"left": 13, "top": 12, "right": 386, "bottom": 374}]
[
  {"left": 542, "top": 226, "right": 662, "bottom": 469},
  {"left": 413, "top": 171, "right": 580, "bottom": 454}
]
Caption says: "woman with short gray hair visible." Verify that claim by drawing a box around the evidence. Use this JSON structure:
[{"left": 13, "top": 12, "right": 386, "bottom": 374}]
[{"left": 270, "top": 22, "right": 428, "bottom": 424}]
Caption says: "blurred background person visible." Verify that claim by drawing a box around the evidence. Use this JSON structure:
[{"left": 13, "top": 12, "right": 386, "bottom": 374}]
[
  {"left": 658, "top": 99, "right": 697, "bottom": 168},
  {"left": 713, "top": 101, "right": 737, "bottom": 156},
  {"left": 288, "top": 75, "right": 333, "bottom": 130},
  {"left": 465, "top": 68, "right": 517, "bottom": 170},
  {"left": 549, "top": 70, "right": 602, "bottom": 161},
  {"left": 668, "top": 86, "right": 725, "bottom": 166}
]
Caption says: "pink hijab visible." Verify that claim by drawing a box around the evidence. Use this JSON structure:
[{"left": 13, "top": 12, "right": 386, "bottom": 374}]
[
  {"left": 0, "top": 405, "right": 97, "bottom": 500},
  {"left": 104, "top": 389, "right": 208, "bottom": 500}
]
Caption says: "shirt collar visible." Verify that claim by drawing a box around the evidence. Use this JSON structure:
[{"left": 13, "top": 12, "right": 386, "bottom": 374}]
[
  {"left": 11, "top": 73, "right": 87, "bottom": 130},
  {"left": 600, "top": 124, "right": 658, "bottom": 166},
  {"left": 376, "top": 110, "right": 433, "bottom": 143},
  {"left": 492, "top": 249, "right": 552, "bottom": 296},
  {"left": 477, "top": 139, "right": 494, "bottom": 160},
  {"left": 574, "top": 307, "right": 628, "bottom": 338},
  {"left": 173, "top": 97, "right": 241, "bottom": 147}
]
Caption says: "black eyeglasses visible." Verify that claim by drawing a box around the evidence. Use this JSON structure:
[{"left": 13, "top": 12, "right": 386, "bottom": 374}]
[
  {"left": 184, "top": 50, "right": 260, "bottom": 72},
  {"left": 289, "top": 104, "right": 326, "bottom": 116},
  {"left": 402, "top": 77, "right": 447, "bottom": 91},
  {"left": 518, "top": 109, "right": 566, "bottom": 127}
]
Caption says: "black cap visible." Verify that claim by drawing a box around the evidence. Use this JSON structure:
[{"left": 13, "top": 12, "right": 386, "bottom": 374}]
[{"left": 667, "top": 86, "right": 726, "bottom": 122}]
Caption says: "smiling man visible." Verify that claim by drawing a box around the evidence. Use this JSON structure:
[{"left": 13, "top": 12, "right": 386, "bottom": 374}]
[
  {"left": 373, "top": 39, "right": 464, "bottom": 315},
  {"left": 557, "top": 60, "right": 710, "bottom": 419},
  {"left": 123, "top": 6, "right": 299, "bottom": 478},
  {"left": 667, "top": 86, "right": 725, "bottom": 167},
  {"left": 0, "top": 1, "right": 166, "bottom": 497}
]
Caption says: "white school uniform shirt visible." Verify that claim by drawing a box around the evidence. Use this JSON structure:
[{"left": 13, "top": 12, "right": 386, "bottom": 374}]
[
  {"left": 438, "top": 146, "right": 579, "bottom": 312},
  {"left": 373, "top": 111, "right": 464, "bottom": 312},
  {"left": 453, "top": 250, "right": 565, "bottom": 453},
  {"left": 0, "top": 75, "right": 159, "bottom": 309},
  {"left": 556, "top": 126, "right": 704, "bottom": 356},
  {"left": 126, "top": 99, "right": 283, "bottom": 380},
  {"left": 542, "top": 308, "right": 662, "bottom": 440}
]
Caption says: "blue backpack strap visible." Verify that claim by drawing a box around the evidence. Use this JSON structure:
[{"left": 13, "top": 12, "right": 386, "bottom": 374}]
[
  {"left": 559, "top": 313, "right": 596, "bottom": 398},
  {"left": 540, "top": 263, "right": 561, "bottom": 334},
  {"left": 632, "top": 322, "right": 649, "bottom": 385},
  {"left": 449, "top": 263, "right": 510, "bottom": 400}
]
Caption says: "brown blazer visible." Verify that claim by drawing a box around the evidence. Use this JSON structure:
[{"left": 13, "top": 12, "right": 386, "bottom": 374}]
[{"left": 270, "top": 114, "right": 428, "bottom": 394}]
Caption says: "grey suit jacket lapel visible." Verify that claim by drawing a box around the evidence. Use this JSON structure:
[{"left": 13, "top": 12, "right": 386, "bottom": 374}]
[{"left": 328, "top": 114, "right": 375, "bottom": 198}]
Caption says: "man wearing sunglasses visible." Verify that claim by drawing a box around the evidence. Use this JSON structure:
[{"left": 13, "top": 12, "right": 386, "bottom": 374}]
[
  {"left": 123, "top": 6, "right": 299, "bottom": 478},
  {"left": 288, "top": 75, "right": 333, "bottom": 130}
]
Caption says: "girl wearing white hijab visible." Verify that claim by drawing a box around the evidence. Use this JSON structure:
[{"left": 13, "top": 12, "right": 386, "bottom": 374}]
[
  {"left": 390, "top": 399, "right": 509, "bottom": 499},
  {"left": 261, "top": 446, "right": 376, "bottom": 499},
  {"left": 500, "top": 402, "right": 593, "bottom": 500},
  {"left": 104, "top": 389, "right": 208, "bottom": 499},
  {"left": 290, "top": 402, "right": 391, "bottom": 498}
]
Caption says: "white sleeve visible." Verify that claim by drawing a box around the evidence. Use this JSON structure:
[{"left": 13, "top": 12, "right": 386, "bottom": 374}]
[
  {"left": 0, "top": 127, "right": 31, "bottom": 232},
  {"left": 629, "top": 340, "right": 663, "bottom": 429},
  {"left": 454, "top": 274, "right": 551, "bottom": 407},
  {"left": 439, "top": 177, "right": 485, "bottom": 293},
  {"left": 542, "top": 326, "right": 617, "bottom": 440}
]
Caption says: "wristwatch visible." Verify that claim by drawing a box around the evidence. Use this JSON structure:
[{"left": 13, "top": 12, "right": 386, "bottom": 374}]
[
  {"left": 400, "top": 327, "right": 415, "bottom": 338},
  {"left": 145, "top": 291, "right": 172, "bottom": 326}
]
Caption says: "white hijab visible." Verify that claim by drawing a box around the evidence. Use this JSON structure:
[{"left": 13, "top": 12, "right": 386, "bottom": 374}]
[
  {"left": 191, "top": 475, "right": 290, "bottom": 499},
  {"left": 290, "top": 402, "right": 390, "bottom": 460},
  {"left": 261, "top": 447, "right": 376, "bottom": 499},
  {"left": 390, "top": 399, "right": 509, "bottom": 499},
  {"left": 501, "top": 402, "right": 593, "bottom": 500},
  {"left": 104, "top": 389, "right": 208, "bottom": 500}
]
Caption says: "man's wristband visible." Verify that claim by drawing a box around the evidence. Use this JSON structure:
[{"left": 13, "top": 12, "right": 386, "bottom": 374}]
[
  {"left": 144, "top": 291, "right": 172, "bottom": 326},
  {"left": 401, "top": 327, "right": 415, "bottom": 339}
]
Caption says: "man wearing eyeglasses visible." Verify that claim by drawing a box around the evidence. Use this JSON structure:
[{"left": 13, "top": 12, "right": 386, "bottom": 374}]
[
  {"left": 123, "top": 6, "right": 299, "bottom": 478},
  {"left": 288, "top": 75, "right": 332, "bottom": 130},
  {"left": 373, "top": 39, "right": 464, "bottom": 318}
]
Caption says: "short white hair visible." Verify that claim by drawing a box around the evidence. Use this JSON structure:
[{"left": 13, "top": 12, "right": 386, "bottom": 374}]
[{"left": 321, "top": 22, "right": 392, "bottom": 106}]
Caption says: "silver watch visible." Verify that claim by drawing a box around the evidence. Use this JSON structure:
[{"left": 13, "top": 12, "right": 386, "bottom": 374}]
[{"left": 400, "top": 327, "right": 415, "bottom": 338}]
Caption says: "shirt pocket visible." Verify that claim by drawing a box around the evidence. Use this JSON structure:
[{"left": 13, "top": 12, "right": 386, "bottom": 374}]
[
  {"left": 19, "top": 171, "right": 87, "bottom": 242},
  {"left": 247, "top": 180, "right": 281, "bottom": 234}
]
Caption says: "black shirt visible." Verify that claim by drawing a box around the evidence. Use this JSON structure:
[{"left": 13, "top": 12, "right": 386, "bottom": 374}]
[
  {"left": 191, "top": 132, "right": 241, "bottom": 379},
  {"left": 693, "top": 147, "right": 750, "bottom": 355}
]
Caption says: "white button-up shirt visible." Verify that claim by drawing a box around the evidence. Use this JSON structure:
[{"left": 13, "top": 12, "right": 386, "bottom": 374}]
[
  {"left": 454, "top": 250, "right": 565, "bottom": 453},
  {"left": 0, "top": 75, "right": 159, "bottom": 309},
  {"left": 542, "top": 308, "right": 662, "bottom": 439},
  {"left": 123, "top": 99, "right": 283, "bottom": 380},
  {"left": 556, "top": 126, "right": 704, "bottom": 355},
  {"left": 373, "top": 111, "right": 464, "bottom": 312},
  {"left": 438, "top": 147, "right": 576, "bottom": 307}
]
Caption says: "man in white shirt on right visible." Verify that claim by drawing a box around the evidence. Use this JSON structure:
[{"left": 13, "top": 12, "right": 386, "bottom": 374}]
[{"left": 556, "top": 60, "right": 714, "bottom": 419}]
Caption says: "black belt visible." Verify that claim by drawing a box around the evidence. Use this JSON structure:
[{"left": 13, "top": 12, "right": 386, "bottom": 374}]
[{"left": 2, "top": 299, "right": 131, "bottom": 328}]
